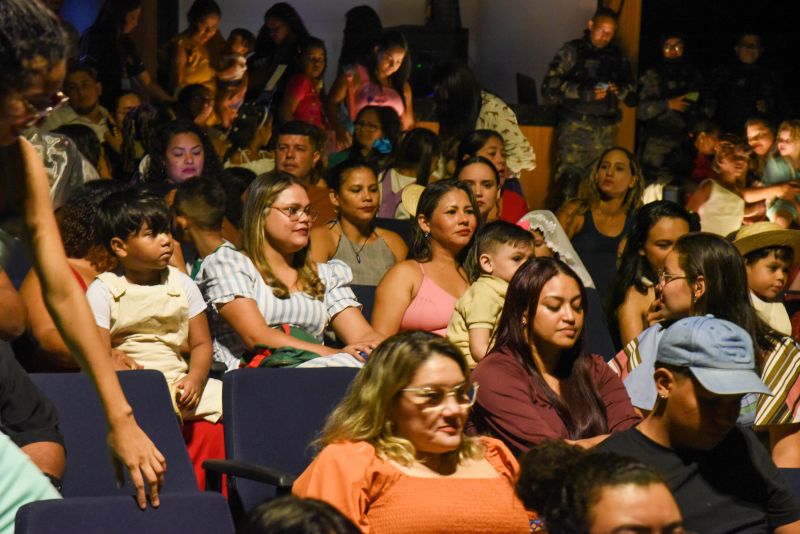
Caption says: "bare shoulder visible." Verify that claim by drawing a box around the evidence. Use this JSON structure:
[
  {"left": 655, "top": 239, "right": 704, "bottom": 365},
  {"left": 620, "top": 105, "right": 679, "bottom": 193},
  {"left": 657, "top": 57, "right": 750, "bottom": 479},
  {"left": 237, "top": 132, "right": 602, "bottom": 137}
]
[
  {"left": 309, "top": 225, "right": 338, "bottom": 262},
  {"left": 375, "top": 228, "right": 408, "bottom": 259},
  {"left": 556, "top": 201, "right": 585, "bottom": 237}
]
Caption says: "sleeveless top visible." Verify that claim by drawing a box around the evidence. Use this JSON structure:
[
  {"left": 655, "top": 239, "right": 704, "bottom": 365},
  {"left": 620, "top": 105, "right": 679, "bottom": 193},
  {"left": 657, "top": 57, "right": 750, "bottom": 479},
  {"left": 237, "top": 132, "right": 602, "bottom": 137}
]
[
  {"left": 332, "top": 229, "right": 396, "bottom": 286},
  {"left": 172, "top": 34, "right": 216, "bottom": 93},
  {"left": 400, "top": 263, "right": 460, "bottom": 336},
  {"left": 352, "top": 65, "right": 405, "bottom": 119},
  {"left": 697, "top": 179, "right": 745, "bottom": 237},
  {"left": 571, "top": 210, "right": 632, "bottom": 304}
]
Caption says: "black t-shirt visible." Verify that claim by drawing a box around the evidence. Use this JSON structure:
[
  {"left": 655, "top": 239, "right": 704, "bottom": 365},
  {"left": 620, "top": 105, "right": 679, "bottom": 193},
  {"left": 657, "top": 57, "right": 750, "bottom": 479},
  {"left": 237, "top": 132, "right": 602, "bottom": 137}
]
[{"left": 599, "top": 427, "right": 800, "bottom": 533}]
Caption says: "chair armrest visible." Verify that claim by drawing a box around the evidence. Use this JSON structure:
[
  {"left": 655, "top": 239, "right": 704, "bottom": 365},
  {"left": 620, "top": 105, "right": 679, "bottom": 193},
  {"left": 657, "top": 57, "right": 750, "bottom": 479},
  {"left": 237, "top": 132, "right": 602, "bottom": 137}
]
[{"left": 203, "top": 459, "right": 296, "bottom": 493}]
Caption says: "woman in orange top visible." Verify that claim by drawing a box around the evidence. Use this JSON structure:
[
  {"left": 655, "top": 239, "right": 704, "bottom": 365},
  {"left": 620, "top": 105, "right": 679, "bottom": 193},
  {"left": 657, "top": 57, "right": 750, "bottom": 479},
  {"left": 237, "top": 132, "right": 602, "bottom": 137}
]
[{"left": 293, "top": 331, "right": 530, "bottom": 533}]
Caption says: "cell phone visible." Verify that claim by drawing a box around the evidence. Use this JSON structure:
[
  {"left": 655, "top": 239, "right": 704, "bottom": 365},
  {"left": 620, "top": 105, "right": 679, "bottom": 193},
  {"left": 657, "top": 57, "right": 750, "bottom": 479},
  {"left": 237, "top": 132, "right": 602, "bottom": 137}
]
[{"left": 684, "top": 91, "right": 700, "bottom": 102}]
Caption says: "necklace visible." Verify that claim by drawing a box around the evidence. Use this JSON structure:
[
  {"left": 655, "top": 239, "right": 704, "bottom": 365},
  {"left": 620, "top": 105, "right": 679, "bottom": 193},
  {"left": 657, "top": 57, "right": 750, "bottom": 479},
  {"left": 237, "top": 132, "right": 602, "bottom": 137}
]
[{"left": 344, "top": 229, "right": 374, "bottom": 263}]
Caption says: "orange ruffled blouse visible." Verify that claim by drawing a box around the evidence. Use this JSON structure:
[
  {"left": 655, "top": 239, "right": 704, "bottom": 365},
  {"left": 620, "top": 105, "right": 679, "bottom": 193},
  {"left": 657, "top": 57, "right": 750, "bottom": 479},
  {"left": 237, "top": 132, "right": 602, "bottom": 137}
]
[{"left": 293, "top": 436, "right": 530, "bottom": 533}]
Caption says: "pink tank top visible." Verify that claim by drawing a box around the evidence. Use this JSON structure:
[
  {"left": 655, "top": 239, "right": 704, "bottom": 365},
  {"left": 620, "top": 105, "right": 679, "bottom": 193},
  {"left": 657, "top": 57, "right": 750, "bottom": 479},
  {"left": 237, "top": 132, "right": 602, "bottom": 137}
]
[
  {"left": 399, "top": 263, "right": 458, "bottom": 337},
  {"left": 353, "top": 65, "right": 405, "bottom": 120}
]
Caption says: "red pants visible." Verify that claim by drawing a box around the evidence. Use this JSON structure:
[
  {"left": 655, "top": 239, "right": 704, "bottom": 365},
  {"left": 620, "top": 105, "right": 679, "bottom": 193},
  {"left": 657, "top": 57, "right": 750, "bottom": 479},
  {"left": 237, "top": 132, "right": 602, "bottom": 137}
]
[{"left": 182, "top": 420, "right": 225, "bottom": 493}]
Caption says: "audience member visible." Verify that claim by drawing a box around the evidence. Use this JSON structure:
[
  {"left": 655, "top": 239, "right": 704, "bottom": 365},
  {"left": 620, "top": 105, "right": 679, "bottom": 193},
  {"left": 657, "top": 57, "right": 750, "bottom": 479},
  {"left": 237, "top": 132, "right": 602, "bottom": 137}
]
[
  {"left": 763, "top": 120, "right": 800, "bottom": 227},
  {"left": 142, "top": 120, "right": 222, "bottom": 186},
  {"left": 457, "top": 129, "right": 529, "bottom": 223},
  {"left": 223, "top": 102, "right": 274, "bottom": 175},
  {"left": 378, "top": 128, "right": 441, "bottom": 219},
  {"left": 336, "top": 5, "right": 382, "bottom": 74},
  {"left": 0, "top": 269, "right": 25, "bottom": 342},
  {"left": 327, "top": 31, "right": 413, "bottom": 147},
  {"left": 688, "top": 119, "right": 720, "bottom": 184},
  {"left": 275, "top": 120, "right": 335, "bottom": 227},
  {"left": 542, "top": 7, "right": 635, "bottom": 208},
  {"left": 216, "top": 28, "right": 255, "bottom": 86},
  {"left": 637, "top": 33, "right": 708, "bottom": 185},
  {"left": 732, "top": 222, "right": 799, "bottom": 336},
  {"left": 433, "top": 62, "right": 535, "bottom": 180},
  {"left": 469, "top": 257, "right": 639, "bottom": 455},
  {"left": 747, "top": 117, "right": 776, "bottom": 180},
  {"left": 39, "top": 64, "right": 112, "bottom": 142},
  {"left": 166, "top": 0, "right": 221, "bottom": 95},
  {"left": 293, "top": 331, "right": 530, "bottom": 533},
  {"left": 709, "top": 32, "right": 789, "bottom": 134},
  {"left": 52, "top": 124, "right": 106, "bottom": 177},
  {"left": 173, "top": 84, "right": 215, "bottom": 127},
  {"left": 601, "top": 316, "right": 800, "bottom": 533},
  {"left": 199, "top": 171, "right": 381, "bottom": 370},
  {"left": 447, "top": 221, "right": 534, "bottom": 366},
  {"left": 218, "top": 167, "right": 256, "bottom": 247},
  {"left": 1, "top": 0, "right": 164, "bottom": 509},
  {"left": 517, "top": 440, "right": 683, "bottom": 534},
  {"left": 372, "top": 180, "right": 479, "bottom": 336},
  {"left": 557, "top": 147, "right": 644, "bottom": 305},
  {"left": 609, "top": 201, "right": 696, "bottom": 347},
  {"left": 328, "top": 105, "right": 401, "bottom": 171},
  {"left": 454, "top": 156, "right": 501, "bottom": 223},
  {"left": 105, "top": 91, "right": 142, "bottom": 161},
  {"left": 309, "top": 161, "right": 407, "bottom": 285},
  {"left": 277, "top": 37, "right": 327, "bottom": 128},
  {"left": 614, "top": 233, "right": 800, "bottom": 466},
  {"left": 239, "top": 496, "right": 359, "bottom": 534},
  {"left": 80, "top": 0, "right": 170, "bottom": 108}
]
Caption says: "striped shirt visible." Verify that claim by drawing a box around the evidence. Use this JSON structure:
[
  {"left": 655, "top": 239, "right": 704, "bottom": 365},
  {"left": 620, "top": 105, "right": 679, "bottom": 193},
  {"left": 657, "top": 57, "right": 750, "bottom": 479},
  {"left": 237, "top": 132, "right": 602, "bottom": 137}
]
[{"left": 197, "top": 245, "right": 360, "bottom": 370}]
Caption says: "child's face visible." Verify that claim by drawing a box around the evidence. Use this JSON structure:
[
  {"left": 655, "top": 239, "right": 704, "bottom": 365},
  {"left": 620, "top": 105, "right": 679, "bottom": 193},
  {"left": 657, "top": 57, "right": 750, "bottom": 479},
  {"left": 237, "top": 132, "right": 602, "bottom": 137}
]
[
  {"left": 483, "top": 242, "right": 533, "bottom": 282},
  {"left": 716, "top": 151, "right": 748, "bottom": 182},
  {"left": 777, "top": 129, "right": 800, "bottom": 160},
  {"left": 229, "top": 35, "right": 249, "bottom": 56},
  {"left": 746, "top": 251, "right": 791, "bottom": 301},
  {"left": 301, "top": 47, "right": 325, "bottom": 80},
  {"left": 116, "top": 223, "right": 173, "bottom": 271}
]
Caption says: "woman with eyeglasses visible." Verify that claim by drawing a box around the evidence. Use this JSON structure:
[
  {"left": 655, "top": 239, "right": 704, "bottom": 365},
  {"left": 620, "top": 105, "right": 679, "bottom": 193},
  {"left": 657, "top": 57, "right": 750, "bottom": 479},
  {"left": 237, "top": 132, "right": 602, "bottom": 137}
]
[
  {"left": 0, "top": 0, "right": 164, "bottom": 512},
  {"left": 469, "top": 258, "right": 639, "bottom": 456},
  {"left": 294, "top": 330, "right": 530, "bottom": 533},
  {"left": 612, "top": 232, "right": 800, "bottom": 467},
  {"left": 199, "top": 171, "right": 382, "bottom": 371},
  {"left": 328, "top": 105, "right": 401, "bottom": 172}
]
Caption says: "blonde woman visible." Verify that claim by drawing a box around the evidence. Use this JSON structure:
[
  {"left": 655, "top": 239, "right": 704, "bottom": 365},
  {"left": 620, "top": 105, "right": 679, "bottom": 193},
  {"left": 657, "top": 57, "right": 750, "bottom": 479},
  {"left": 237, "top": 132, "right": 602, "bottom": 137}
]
[
  {"left": 198, "top": 171, "right": 381, "bottom": 370},
  {"left": 294, "top": 331, "right": 530, "bottom": 533}
]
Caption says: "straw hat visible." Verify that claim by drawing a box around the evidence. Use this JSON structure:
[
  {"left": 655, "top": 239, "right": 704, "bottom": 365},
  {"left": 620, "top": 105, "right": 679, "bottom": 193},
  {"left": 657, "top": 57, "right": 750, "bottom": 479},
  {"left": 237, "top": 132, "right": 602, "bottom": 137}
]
[
  {"left": 401, "top": 184, "right": 426, "bottom": 218},
  {"left": 732, "top": 222, "right": 800, "bottom": 265}
]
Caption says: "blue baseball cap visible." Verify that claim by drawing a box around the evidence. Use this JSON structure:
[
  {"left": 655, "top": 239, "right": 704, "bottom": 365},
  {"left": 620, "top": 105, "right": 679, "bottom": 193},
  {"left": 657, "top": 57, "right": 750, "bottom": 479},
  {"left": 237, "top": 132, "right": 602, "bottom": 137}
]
[{"left": 656, "top": 316, "right": 772, "bottom": 397}]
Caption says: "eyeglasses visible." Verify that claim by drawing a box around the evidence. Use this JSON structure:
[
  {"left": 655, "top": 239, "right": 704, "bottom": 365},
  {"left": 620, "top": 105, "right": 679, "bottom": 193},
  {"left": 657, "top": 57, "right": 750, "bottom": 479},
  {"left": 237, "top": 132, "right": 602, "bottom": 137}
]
[
  {"left": 21, "top": 91, "right": 69, "bottom": 128},
  {"left": 657, "top": 269, "right": 688, "bottom": 285},
  {"left": 271, "top": 204, "right": 319, "bottom": 222},
  {"left": 663, "top": 43, "right": 683, "bottom": 52},
  {"left": 354, "top": 121, "right": 381, "bottom": 132},
  {"left": 400, "top": 382, "right": 479, "bottom": 412}
]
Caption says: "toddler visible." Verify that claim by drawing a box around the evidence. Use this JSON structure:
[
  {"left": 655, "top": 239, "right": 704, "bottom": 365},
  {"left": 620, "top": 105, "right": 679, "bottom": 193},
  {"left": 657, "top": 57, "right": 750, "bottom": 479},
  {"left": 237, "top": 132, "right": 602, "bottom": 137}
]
[
  {"left": 447, "top": 221, "right": 534, "bottom": 366},
  {"left": 217, "top": 28, "right": 256, "bottom": 85}
]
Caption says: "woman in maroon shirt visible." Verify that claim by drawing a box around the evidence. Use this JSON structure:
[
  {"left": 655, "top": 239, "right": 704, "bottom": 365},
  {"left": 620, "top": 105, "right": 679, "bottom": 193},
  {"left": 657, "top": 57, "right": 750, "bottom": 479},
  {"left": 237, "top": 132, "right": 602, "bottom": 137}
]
[{"left": 469, "top": 257, "right": 639, "bottom": 455}]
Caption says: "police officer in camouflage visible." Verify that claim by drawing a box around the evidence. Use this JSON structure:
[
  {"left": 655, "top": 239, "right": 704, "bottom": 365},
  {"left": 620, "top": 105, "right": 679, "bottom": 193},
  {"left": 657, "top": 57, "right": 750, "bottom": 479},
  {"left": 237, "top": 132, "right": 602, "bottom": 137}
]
[
  {"left": 543, "top": 7, "right": 635, "bottom": 209},
  {"left": 637, "top": 34, "right": 709, "bottom": 186}
]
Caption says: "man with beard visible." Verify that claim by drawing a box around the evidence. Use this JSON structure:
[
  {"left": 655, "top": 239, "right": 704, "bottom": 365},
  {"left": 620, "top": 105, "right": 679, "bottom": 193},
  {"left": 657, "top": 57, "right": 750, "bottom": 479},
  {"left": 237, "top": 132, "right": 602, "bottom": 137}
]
[{"left": 39, "top": 64, "right": 112, "bottom": 142}]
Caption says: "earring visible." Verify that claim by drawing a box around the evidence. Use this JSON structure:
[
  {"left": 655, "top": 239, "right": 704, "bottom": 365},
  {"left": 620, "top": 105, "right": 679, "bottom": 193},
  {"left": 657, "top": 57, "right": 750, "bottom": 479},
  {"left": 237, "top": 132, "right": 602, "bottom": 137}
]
[
  {"left": 658, "top": 393, "right": 668, "bottom": 400},
  {"left": 423, "top": 231, "right": 430, "bottom": 239}
]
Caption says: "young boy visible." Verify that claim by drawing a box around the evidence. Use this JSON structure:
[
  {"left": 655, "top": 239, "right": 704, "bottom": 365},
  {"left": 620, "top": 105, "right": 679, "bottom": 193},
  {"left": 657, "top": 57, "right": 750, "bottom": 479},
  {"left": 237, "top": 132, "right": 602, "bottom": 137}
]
[
  {"left": 87, "top": 189, "right": 222, "bottom": 423},
  {"left": 447, "top": 221, "right": 534, "bottom": 366},
  {"left": 732, "top": 221, "right": 800, "bottom": 336}
]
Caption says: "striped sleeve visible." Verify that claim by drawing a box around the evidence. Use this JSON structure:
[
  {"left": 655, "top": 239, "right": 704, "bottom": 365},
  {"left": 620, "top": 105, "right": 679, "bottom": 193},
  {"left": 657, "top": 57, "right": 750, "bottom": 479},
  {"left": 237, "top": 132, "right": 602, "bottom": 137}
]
[
  {"left": 755, "top": 336, "right": 800, "bottom": 428},
  {"left": 318, "top": 260, "right": 361, "bottom": 318},
  {"left": 201, "top": 247, "right": 258, "bottom": 307}
]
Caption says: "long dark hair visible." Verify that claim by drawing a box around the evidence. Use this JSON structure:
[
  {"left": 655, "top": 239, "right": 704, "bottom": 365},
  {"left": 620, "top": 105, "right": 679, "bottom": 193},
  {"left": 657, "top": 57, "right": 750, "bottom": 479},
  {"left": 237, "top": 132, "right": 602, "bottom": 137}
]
[
  {"left": 410, "top": 179, "right": 480, "bottom": 266},
  {"left": 365, "top": 31, "right": 411, "bottom": 108},
  {"left": 457, "top": 129, "right": 503, "bottom": 161},
  {"left": 350, "top": 105, "right": 401, "bottom": 171},
  {"left": 433, "top": 61, "right": 482, "bottom": 164},
  {"left": 608, "top": 201, "right": 698, "bottom": 332},
  {"left": 391, "top": 128, "right": 442, "bottom": 187},
  {"left": 254, "top": 2, "right": 309, "bottom": 59},
  {"left": 673, "top": 233, "right": 776, "bottom": 366},
  {"left": 87, "top": 0, "right": 141, "bottom": 36},
  {"left": 337, "top": 5, "right": 382, "bottom": 71},
  {"left": 143, "top": 119, "right": 222, "bottom": 184},
  {"left": 492, "top": 257, "right": 608, "bottom": 440}
]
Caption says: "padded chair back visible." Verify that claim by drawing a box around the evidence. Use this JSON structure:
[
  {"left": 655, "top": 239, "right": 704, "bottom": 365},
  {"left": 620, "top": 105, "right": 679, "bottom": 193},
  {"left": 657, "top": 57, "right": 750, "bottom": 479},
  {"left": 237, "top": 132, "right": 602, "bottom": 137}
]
[
  {"left": 585, "top": 287, "right": 616, "bottom": 362},
  {"left": 30, "top": 371, "right": 196, "bottom": 497},
  {"left": 374, "top": 218, "right": 413, "bottom": 249},
  {"left": 780, "top": 468, "right": 800, "bottom": 500},
  {"left": 15, "top": 492, "right": 234, "bottom": 534},
  {"left": 351, "top": 284, "right": 377, "bottom": 322},
  {"left": 223, "top": 367, "right": 358, "bottom": 513}
]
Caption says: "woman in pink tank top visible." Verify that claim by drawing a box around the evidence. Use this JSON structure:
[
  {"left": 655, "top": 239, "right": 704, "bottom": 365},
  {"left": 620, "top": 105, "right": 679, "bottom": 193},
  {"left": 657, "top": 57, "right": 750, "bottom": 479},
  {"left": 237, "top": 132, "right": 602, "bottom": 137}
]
[
  {"left": 326, "top": 31, "right": 415, "bottom": 149},
  {"left": 372, "top": 180, "right": 480, "bottom": 336}
]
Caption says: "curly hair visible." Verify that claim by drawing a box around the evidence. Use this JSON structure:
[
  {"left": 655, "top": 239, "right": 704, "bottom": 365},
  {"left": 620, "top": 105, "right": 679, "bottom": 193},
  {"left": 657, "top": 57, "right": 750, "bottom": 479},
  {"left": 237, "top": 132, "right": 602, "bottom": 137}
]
[
  {"left": 241, "top": 171, "right": 324, "bottom": 300},
  {"left": 142, "top": 119, "right": 222, "bottom": 184},
  {"left": 317, "top": 331, "right": 485, "bottom": 466}
]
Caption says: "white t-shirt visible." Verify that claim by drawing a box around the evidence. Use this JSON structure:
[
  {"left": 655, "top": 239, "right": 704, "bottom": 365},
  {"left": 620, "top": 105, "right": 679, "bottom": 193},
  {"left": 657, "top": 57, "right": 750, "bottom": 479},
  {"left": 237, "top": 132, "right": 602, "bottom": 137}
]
[{"left": 87, "top": 269, "right": 206, "bottom": 329}]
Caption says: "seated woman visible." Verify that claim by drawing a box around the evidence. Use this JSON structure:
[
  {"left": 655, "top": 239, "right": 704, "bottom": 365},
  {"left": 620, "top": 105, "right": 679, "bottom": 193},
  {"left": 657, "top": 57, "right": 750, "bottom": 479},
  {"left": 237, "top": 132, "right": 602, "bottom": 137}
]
[
  {"left": 613, "top": 232, "right": 800, "bottom": 467},
  {"left": 763, "top": 120, "right": 800, "bottom": 228},
  {"left": 277, "top": 37, "right": 327, "bottom": 129},
  {"left": 378, "top": 128, "right": 441, "bottom": 219},
  {"left": 309, "top": 161, "right": 407, "bottom": 286},
  {"left": 687, "top": 134, "right": 798, "bottom": 235},
  {"left": 457, "top": 129, "right": 528, "bottom": 223},
  {"left": 516, "top": 441, "right": 682, "bottom": 534},
  {"left": 557, "top": 147, "right": 644, "bottom": 305},
  {"left": 199, "top": 171, "right": 382, "bottom": 370},
  {"left": 166, "top": 0, "right": 221, "bottom": 95},
  {"left": 141, "top": 119, "right": 223, "bottom": 189},
  {"left": 328, "top": 105, "right": 400, "bottom": 171},
  {"left": 173, "top": 84, "right": 215, "bottom": 127},
  {"left": 372, "top": 180, "right": 479, "bottom": 337},
  {"left": 469, "top": 257, "right": 640, "bottom": 455},
  {"left": 454, "top": 156, "right": 500, "bottom": 223},
  {"left": 608, "top": 201, "right": 697, "bottom": 347},
  {"left": 326, "top": 31, "right": 414, "bottom": 148},
  {"left": 293, "top": 330, "right": 530, "bottom": 533}
]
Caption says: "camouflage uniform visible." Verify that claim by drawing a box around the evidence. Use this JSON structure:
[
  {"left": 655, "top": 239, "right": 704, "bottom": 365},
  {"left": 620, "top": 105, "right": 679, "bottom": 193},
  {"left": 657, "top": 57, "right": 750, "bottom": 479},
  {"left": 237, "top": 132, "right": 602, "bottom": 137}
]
[
  {"left": 543, "top": 34, "right": 635, "bottom": 208},
  {"left": 637, "top": 59, "right": 708, "bottom": 184}
]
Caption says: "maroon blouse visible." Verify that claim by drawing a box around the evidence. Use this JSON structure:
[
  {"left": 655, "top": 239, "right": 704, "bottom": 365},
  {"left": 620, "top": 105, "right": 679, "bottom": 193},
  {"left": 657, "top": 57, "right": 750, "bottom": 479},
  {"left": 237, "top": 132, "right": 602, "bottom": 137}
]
[{"left": 468, "top": 348, "right": 640, "bottom": 455}]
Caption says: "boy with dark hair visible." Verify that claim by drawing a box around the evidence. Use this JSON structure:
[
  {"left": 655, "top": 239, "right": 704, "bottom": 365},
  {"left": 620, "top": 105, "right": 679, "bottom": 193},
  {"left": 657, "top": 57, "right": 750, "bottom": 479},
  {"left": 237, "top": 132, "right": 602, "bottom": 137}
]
[{"left": 447, "top": 221, "right": 534, "bottom": 366}]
